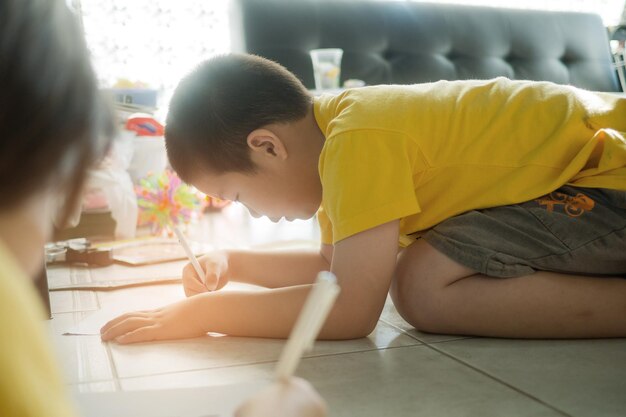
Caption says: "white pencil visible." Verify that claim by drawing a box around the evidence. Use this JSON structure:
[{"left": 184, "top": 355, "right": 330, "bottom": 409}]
[
  {"left": 172, "top": 225, "right": 206, "bottom": 287},
  {"left": 275, "top": 271, "right": 341, "bottom": 381}
]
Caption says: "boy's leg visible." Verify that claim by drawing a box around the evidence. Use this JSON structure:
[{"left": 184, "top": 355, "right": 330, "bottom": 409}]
[
  {"left": 390, "top": 239, "right": 626, "bottom": 338},
  {"left": 390, "top": 186, "right": 626, "bottom": 338}
]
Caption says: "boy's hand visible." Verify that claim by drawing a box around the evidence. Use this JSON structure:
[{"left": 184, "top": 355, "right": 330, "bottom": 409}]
[
  {"left": 235, "top": 378, "right": 327, "bottom": 417},
  {"left": 100, "top": 297, "right": 208, "bottom": 344},
  {"left": 182, "top": 251, "right": 229, "bottom": 297}
]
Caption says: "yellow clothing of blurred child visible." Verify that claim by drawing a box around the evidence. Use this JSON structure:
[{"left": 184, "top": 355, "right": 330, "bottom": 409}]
[
  {"left": 102, "top": 54, "right": 626, "bottom": 344},
  {"left": 0, "top": 0, "right": 113, "bottom": 415},
  {"left": 1, "top": 3, "right": 326, "bottom": 415}
]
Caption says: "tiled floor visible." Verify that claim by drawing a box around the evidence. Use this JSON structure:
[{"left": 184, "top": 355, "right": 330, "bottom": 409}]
[{"left": 45, "top": 206, "right": 626, "bottom": 416}]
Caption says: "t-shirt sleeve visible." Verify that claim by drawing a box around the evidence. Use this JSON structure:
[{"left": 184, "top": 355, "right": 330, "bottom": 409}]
[
  {"left": 319, "top": 131, "right": 421, "bottom": 244},
  {"left": 316, "top": 205, "right": 333, "bottom": 245}
]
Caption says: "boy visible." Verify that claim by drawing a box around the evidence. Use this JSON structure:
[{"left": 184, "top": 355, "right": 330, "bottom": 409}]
[{"left": 101, "top": 54, "right": 626, "bottom": 344}]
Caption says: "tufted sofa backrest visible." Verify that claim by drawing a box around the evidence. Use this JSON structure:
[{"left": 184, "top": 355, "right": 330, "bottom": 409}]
[{"left": 230, "top": 0, "right": 621, "bottom": 92}]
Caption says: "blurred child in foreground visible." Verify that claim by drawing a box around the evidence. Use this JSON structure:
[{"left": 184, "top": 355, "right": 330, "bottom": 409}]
[{"left": 0, "top": 1, "right": 325, "bottom": 416}]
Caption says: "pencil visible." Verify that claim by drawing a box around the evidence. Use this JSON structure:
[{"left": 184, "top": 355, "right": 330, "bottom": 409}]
[
  {"left": 172, "top": 225, "right": 206, "bottom": 287},
  {"left": 275, "top": 271, "right": 341, "bottom": 381}
]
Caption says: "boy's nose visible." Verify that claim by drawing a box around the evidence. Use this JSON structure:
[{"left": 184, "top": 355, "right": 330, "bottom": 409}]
[{"left": 248, "top": 208, "right": 262, "bottom": 219}]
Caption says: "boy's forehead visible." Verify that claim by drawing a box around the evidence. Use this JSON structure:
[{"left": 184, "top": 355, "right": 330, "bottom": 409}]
[{"left": 193, "top": 169, "right": 269, "bottom": 199}]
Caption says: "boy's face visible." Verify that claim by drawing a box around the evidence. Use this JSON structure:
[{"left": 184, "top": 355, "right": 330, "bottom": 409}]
[{"left": 192, "top": 166, "right": 322, "bottom": 222}]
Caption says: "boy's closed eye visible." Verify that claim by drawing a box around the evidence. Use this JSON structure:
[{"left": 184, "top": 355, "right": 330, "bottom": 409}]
[{"left": 218, "top": 193, "right": 238, "bottom": 202}]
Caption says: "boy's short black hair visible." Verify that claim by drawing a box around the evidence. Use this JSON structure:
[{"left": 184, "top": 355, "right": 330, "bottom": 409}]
[
  {"left": 0, "top": 0, "right": 114, "bottom": 224},
  {"left": 165, "top": 54, "right": 312, "bottom": 181}
]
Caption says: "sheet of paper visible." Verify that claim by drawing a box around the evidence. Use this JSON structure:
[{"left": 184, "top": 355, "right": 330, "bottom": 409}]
[{"left": 72, "top": 380, "right": 268, "bottom": 417}]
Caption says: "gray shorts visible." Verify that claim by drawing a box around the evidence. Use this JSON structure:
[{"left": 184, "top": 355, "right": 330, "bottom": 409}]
[{"left": 420, "top": 186, "right": 626, "bottom": 278}]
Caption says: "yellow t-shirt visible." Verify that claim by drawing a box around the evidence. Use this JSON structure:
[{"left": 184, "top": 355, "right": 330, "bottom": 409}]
[
  {"left": 314, "top": 77, "right": 626, "bottom": 245},
  {"left": 0, "top": 240, "right": 77, "bottom": 417}
]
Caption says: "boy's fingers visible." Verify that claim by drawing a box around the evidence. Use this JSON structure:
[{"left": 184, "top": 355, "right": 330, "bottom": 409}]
[
  {"left": 183, "top": 262, "right": 204, "bottom": 282},
  {"left": 100, "top": 311, "right": 139, "bottom": 334},
  {"left": 101, "top": 317, "right": 155, "bottom": 341},
  {"left": 184, "top": 285, "right": 204, "bottom": 298},
  {"left": 204, "top": 272, "right": 219, "bottom": 292},
  {"left": 115, "top": 325, "right": 159, "bottom": 344},
  {"left": 100, "top": 310, "right": 154, "bottom": 334},
  {"left": 182, "top": 271, "right": 209, "bottom": 297},
  {"left": 182, "top": 254, "right": 227, "bottom": 295}
]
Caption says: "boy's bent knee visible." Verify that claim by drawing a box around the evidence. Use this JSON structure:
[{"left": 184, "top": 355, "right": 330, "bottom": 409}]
[
  {"left": 391, "top": 282, "right": 450, "bottom": 333},
  {"left": 391, "top": 244, "right": 443, "bottom": 330},
  {"left": 390, "top": 239, "right": 475, "bottom": 333}
]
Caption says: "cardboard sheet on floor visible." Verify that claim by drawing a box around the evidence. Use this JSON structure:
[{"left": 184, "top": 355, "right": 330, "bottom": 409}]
[
  {"left": 72, "top": 380, "right": 268, "bottom": 417},
  {"left": 46, "top": 260, "right": 187, "bottom": 291}
]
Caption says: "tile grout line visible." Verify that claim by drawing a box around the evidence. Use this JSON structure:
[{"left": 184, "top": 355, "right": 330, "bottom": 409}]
[
  {"left": 378, "top": 318, "right": 470, "bottom": 344},
  {"left": 112, "top": 343, "right": 423, "bottom": 383},
  {"left": 380, "top": 318, "right": 574, "bottom": 417},
  {"left": 116, "top": 359, "right": 279, "bottom": 384},
  {"left": 95, "top": 292, "right": 123, "bottom": 392},
  {"left": 423, "top": 342, "right": 574, "bottom": 416},
  {"left": 103, "top": 342, "right": 122, "bottom": 391}
]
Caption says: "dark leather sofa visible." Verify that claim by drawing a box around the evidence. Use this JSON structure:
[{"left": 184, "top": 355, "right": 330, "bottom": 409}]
[{"left": 230, "top": 0, "right": 621, "bottom": 92}]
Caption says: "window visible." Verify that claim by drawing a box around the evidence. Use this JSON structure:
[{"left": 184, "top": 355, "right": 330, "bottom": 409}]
[
  {"left": 80, "top": 0, "right": 230, "bottom": 109},
  {"left": 79, "top": 0, "right": 625, "bottom": 107}
]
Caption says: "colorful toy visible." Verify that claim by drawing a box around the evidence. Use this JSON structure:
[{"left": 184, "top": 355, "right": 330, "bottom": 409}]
[
  {"left": 135, "top": 169, "right": 203, "bottom": 234},
  {"left": 126, "top": 114, "right": 165, "bottom": 136}
]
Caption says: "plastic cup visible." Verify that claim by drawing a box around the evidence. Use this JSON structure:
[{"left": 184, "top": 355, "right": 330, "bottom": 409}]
[{"left": 310, "top": 48, "right": 343, "bottom": 91}]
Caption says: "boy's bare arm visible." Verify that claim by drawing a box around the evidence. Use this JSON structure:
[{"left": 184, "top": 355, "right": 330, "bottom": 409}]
[
  {"left": 181, "top": 246, "right": 333, "bottom": 295},
  {"left": 101, "top": 221, "right": 399, "bottom": 342},
  {"left": 227, "top": 248, "right": 332, "bottom": 288}
]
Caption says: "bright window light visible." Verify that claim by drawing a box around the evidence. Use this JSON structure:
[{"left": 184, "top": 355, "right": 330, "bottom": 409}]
[{"left": 79, "top": 0, "right": 625, "bottom": 109}]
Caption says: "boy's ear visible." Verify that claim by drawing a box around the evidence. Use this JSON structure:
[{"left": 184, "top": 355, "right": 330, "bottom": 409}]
[{"left": 246, "top": 129, "right": 288, "bottom": 161}]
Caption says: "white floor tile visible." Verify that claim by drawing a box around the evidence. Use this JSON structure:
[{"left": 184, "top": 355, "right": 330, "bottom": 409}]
[
  {"left": 301, "top": 345, "right": 565, "bottom": 417},
  {"left": 46, "top": 312, "right": 115, "bottom": 385},
  {"left": 380, "top": 295, "right": 473, "bottom": 344},
  {"left": 109, "top": 320, "right": 419, "bottom": 379},
  {"left": 70, "top": 381, "right": 118, "bottom": 393},
  {"left": 50, "top": 290, "right": 99, "bottom": 314},
  {"left": 435, "top": 338, "right": 626, "bottom": 417}
]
